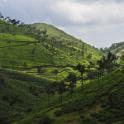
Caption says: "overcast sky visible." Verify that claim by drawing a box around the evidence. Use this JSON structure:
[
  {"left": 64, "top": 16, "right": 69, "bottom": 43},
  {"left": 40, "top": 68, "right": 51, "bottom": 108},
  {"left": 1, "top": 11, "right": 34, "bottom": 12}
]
[{"left": 0, "top": 0, "right": 124, "bottom": 48}]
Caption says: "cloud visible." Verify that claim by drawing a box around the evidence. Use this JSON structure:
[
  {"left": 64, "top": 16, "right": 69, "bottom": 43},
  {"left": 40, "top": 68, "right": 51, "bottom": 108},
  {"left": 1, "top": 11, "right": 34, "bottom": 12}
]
[
  {"left": 0, "top": 0, "right": 124, "bottom": 48},
  {"left": 50, "top": 0, "right": 124, "bottom": 26}
]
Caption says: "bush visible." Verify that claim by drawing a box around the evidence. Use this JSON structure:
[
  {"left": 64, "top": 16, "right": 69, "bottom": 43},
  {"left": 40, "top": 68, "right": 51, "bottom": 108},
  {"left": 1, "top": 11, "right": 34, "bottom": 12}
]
[
  {"left": 0, "top": 77, "right": 5, "bottom": 86},
  {"left": 38, "top": 115, "right": 54, "bottom": 124},
  {"left": 54, "top": 110, "right": 63, "bottom": 117},
  {"left": 80, "top": 116, "right": 98, "bottom": 124},
  {"left": 0, "top": 112, "right": 11, "bottom": 124}
]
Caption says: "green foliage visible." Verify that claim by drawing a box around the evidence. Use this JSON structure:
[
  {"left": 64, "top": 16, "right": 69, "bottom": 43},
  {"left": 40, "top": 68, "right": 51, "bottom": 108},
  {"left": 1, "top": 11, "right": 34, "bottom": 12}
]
[
  {"left": 0, "top": 68, "right": 53, "bottom": 123},
  {"left": 0, "top": 20, "right": 102, "bottom": 70},
  {"left": 52, "top": 70, "right": 124, "bottom": 123},
  {"left": 103, "top": 41, "right": 124, "bottom": 63},
  {"left": 38, "top": 115, "right": 54, "bottom": 124}
]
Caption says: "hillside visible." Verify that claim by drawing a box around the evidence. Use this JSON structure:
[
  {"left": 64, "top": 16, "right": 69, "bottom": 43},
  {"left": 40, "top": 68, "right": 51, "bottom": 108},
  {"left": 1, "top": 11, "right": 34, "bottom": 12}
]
[
  {"left": 32, "top": 23, "right": 101, "bottom": 61},
  {"left": 0, "top": 19, "right": 102, "bottom": 81},
  {"left": 0, "top": 21, "right": 101, "bottom": 69},
  {"left": 15, "top": 68, "right": 124, "bottom": 124},
  {"left": 0, "top": 68, "right": 53, "bottom": 124}
]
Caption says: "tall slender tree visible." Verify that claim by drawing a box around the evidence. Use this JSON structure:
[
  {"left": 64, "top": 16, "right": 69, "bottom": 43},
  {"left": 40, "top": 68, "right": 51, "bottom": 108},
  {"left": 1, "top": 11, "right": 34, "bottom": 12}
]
[
  {"left": 57, "top": 81, "right": 66, "bottom": 105},
  {"left": 66, "top": 72, "right": 77, "bottom": 96},
  {"left": 76, "top": 63, "right": 85, "bottom": 86}
]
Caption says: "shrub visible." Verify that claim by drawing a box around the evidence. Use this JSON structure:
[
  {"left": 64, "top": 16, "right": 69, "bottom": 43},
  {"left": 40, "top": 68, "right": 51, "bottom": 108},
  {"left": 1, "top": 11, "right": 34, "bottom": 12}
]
[
  {"left": 38, "top": 115, "right": 54, "bottom": 124},
  {"left": 0, "top": 77, "right": 5, "bottom": 86},
  {"left": 0, "top": 112, "right": 11, "bottom": 124},
  {"left": 80, "top": 116, "right": 98, "bottom": 124},
  {"left": 54, "top": 110, "right": 63, "bottom": 117}
]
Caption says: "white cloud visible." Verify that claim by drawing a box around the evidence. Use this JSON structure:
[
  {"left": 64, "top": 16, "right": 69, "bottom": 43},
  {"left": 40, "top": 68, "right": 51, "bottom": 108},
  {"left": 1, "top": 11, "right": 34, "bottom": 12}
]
[{"left": 50, "top": 0, "right": 124, "bottom": 25}]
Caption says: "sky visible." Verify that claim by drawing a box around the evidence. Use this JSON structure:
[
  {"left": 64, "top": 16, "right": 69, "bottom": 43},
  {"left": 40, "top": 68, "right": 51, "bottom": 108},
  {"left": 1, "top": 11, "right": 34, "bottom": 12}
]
[{"left": 0, "top": 0, "right": 124, "bottom": 48}]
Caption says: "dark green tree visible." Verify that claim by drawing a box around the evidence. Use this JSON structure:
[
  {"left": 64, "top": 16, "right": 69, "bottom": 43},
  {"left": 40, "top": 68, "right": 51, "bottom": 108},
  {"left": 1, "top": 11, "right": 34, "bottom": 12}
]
[
  {"left": 57, "top": 81, "right": 66, "bottom": 105},
  {"left": 97, "top": 51, "right": 117, "bottom": 73},
  {"left": 45, "top": 84, "right": 55, "bottom": 106},
  {"left": 76, "top": 63, "right": 85, "bottom": 86},
  {"left": 66, "top": 72, "right": 77, "bottom": 96}
]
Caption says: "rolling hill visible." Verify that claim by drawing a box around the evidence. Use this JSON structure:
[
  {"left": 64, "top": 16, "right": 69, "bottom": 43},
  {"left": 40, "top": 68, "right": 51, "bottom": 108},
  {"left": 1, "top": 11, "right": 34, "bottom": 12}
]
[
  {"left": 0, "top": 21, "right": 102, "bottom": 70},
  {"left": 32, "top": 23, "right": 101, "bottom": 61}
]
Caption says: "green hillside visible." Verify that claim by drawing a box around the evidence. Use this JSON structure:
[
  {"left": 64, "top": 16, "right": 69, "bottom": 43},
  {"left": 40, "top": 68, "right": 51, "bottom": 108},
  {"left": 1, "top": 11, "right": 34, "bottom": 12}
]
[
  {"left": 33, "top": 23, "right": 101, "bottom": 61},
  {"left": 0, "top": 19, "right": 102, "bottom": 81},
  {"left": 15, "top": 68, "right": 124, "bottom": 124},
  {"left": 103, "top": 42, "right": 124, "bottom": 64},
  {"left": 0, "top": 68, "right": 53, "bottom": 124},
  {"left": 0, "top": 21, "right": 101, "bottom": 70}
]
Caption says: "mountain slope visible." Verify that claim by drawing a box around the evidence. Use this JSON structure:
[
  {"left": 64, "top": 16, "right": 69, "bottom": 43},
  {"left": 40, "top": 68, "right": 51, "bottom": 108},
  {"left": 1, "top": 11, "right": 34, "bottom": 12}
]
[
  {"left": 15, "top": 68, "right": 124, "bottom": 124},
  {"left": 32, "top": 23, "right": 102, "bottom": 61},
  {"left": 0, "top": 21, "right": 102, "bottom": 70}
]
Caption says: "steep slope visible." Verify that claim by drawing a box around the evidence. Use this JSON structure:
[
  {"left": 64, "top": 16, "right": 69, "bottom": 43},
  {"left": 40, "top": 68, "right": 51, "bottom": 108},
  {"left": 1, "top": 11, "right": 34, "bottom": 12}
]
[{"left": 32, "top": 23, "right": 102, "bottom": 61}]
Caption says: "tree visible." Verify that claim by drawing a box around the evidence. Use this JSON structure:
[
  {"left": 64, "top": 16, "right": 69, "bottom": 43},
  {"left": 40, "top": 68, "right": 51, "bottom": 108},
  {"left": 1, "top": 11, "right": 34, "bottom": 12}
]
[
  {"left": 81, "top": 43, "right": 85, "bottom": 59},
  {"left": 97, "top": 52, "right": 117, "bottom": 73},
  {"left": 45, "top": 83, "right": 55, "bottom": 106},
  {"left": 57, "top": 81, "right": 66, "bottom": 105},
  {"left": 66, "top": 72, "right": 77, "bottom": 96},
  {"left": 76, "top": 63, "right": 85, "bottom": 86},
  {"left": 106, "top": 51, "right": 117, "bottom": 72},
  {"left": 0, "top": 77, "right": 5, "bottom": 86}
]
